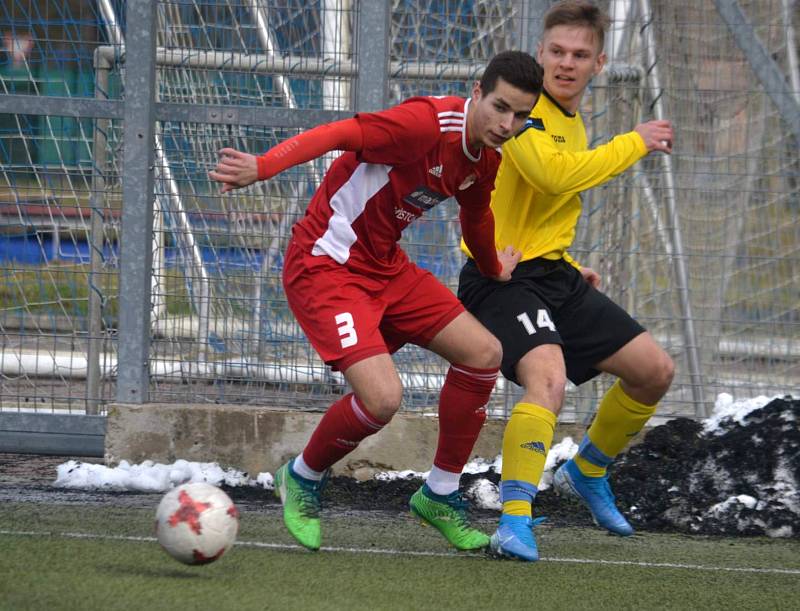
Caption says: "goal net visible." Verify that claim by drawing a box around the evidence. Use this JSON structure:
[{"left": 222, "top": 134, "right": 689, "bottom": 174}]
[{"left": 0, "top": 0, "right": 797, "bottom": 418}]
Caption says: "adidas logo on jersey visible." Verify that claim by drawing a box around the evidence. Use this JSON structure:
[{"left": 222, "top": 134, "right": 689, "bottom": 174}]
[{"left": 428, "top": 165, "right": 443, "bottom": 178}]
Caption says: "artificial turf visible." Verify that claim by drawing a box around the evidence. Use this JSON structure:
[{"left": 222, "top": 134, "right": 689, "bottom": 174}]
[{"left": 1, "top": 502, "right": 798, "bottom": 610}]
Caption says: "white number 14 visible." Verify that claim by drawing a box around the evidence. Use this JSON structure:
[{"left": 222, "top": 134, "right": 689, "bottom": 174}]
[{"left": 516, "top": 309, "right": 556, "bottom": 335}]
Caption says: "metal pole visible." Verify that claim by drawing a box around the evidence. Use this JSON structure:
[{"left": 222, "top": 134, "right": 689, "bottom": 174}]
[
  {"left": 97, "top": 0, "right": 123, "bottom": 46},
  {"left": 608, "top": 0, "right": 635, "bottom": 61},
  {"left": 714, "top": 0, "right": 800, "bottom": 141},
  {"left": 783, "top": 0, "right": 800, "bottom": 104},
  {"left": 90, "top": 44, "right": 643, "bottom": 85},
  {"left": 246, "top": 0, "right": 324, "bottom": 361},
  {"left": 355, "top": 0, "right": 390, "bottom": 111},
  {"left": 323, "top": 0, "right": 352, "bottom": 108},
  {"left": 519, "top": 0, "right": 551, "bottom": 55},
  {"left": 116, "top": 0, "right": 157, "bottom": 403},
  {"left": 247, "top": 0, "right": 302, "bottom": 112},
  {"left": 86, "top": 50, "right": 111, "bottom": 414},
  {"left": 639, "top": 0, "right": 707, "bottom": 416},
  {"left": 100, "top": 0, "right": 213, "bottom": 365}
]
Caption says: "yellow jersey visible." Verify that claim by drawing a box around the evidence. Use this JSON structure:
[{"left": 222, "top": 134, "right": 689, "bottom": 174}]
[{"left": 462, "top": 91, "right": 648, "bottom": 268}]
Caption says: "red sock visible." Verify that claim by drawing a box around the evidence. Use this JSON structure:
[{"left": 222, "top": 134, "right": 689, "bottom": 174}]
[
  {"left": 302, "top": 393, "right": 386, "bottom": 472},
  {"left": 434, "top": 364, "right": 498, "bottom": 473}
]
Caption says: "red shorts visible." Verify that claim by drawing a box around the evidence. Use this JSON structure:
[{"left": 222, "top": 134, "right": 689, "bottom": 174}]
[{"left": 282, "top": 240, "right": 464, "bottom": 372}]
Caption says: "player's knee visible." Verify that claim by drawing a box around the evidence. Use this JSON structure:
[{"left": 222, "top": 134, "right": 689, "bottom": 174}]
[
  {"left": 519, "top": 368, "right": 566, "bottom": 410},
  {"left": 650, "top": 351, "right": 675, "bottom": 397},
  {"left": 471, "top": 333, "right": 502, "bottom": 369},
  {"left": 633, "top": 349, "right": 674, "bottom": 400},
  {"left": 359, "top": 382, "right": 403, "bottom": 422},
  {"left": 539, "top": 372, "right": 566, "bottom": 407}
]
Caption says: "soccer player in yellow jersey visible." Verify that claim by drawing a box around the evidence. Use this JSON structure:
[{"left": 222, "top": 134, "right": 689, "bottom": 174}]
[{"left": 458, "top": 0, "right": 675, "bottom": 561}]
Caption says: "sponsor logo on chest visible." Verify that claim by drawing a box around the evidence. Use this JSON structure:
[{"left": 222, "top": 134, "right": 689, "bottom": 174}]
[
  {"left": 397, "top": 184, "right": 450, "bottom": 224},
  {"left": 394, "top": 207, "right": 417, "bottom": 222},
  {"left": 403, "top": 185, "right": 448, "bottom": 212}
]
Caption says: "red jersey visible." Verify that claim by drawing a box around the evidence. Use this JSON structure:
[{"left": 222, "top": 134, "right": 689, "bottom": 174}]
[{"left": 290, "top": 96, "right": 502, "bottom": 278}]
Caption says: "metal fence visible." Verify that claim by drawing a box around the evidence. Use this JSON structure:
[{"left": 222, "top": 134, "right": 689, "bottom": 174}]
[{"left": 0, "top": 1, "right": 798, "bottom": 431}]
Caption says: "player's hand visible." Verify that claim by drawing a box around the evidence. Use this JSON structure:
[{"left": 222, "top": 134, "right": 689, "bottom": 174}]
[
  {"left": 494, "top": 245, "right": 521, "bottom": 282},
  {"left": 580, "top": 266, "right": 601, "bottom": 288},
  {"left": 634, "top": 120, "right": 673, "bottom": 154},
  {"left": 209, "top": 148, "right": 259, "bottom": 193}
]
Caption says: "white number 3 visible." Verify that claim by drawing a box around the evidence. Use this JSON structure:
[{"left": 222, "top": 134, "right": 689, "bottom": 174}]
[
  {"left": 516, "top": 309, "right": 556, "bottom": 335},
  {"left": 335, "top": 312, "right": 358, "bottom": 348}
]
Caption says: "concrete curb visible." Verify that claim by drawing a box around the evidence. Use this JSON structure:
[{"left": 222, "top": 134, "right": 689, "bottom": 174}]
[{"left": 106, "top": 402, "right": 588, "bottom": 477}]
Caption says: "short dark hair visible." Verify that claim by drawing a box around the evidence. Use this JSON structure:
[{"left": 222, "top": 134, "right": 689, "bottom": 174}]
[
  {"left": 543, "top": 0, "right": 610, "bottom": 51},
  {"left": 480, "top": 50, "right": 543, "bottom": 96}
]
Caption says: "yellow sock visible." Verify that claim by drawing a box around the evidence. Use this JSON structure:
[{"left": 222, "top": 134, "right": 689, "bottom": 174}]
[
  {"left": 573, "top": 454, "right": 607, "bottom": 477},
  {"left": 501, "top": 402, "right": 556, "bottom": 517},
  {"left": 574, "top": 380, "right": 656, "bottom": 477},
  {"left": 502, "top": 500, "right": 531, "bottom": 516}
]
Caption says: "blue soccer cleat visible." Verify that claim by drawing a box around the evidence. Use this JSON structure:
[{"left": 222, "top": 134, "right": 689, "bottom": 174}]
[
  {"left": 489, "top": 514, "right": 545, "bottom": 562},
  {"left": 553, "top": 459, "right": 634, "bottom": 536}
]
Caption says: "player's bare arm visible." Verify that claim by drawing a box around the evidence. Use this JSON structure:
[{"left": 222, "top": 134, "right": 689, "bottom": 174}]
[{"left": 634, "top": 119, "right": 674, "bottom": 154}]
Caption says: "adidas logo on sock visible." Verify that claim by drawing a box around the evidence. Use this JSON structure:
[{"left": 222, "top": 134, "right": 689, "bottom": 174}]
[
  {"left": 428, "top": 164, "right": 443, "bottom": 177},
  {"left": 520, "top": 440, "right": 546, "bottom": 455}
]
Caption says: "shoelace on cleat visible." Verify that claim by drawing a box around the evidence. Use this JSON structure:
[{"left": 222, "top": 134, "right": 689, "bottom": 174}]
[
  {"left": 293, "top": 487, "right": 321, "bottom": 518},
  {"left": 291, "top": 471, "right": 329, "bottom": 519},
  {"left": 442, "top": 492, "right": 474, "bottom": 529}
]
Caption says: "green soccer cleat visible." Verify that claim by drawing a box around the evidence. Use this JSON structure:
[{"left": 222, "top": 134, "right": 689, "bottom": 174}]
[
  {"left": 409, "top": 483, "right": 490, "bottom": 551},
  {"left": 274, "top": 459, "right": 327, "bottom": 551}
]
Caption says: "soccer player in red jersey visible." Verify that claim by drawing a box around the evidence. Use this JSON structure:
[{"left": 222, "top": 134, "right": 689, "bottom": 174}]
[{"left": 210, "top": 51, "right": 542, "bottom": 552}]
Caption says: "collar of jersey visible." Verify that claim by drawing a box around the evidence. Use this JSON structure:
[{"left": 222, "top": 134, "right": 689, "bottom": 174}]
[
  {"left": 461, "top": 97, "right": 481, "bottom": 163},
  {"left": 542, "top": 89, "right": 577, "bottom": 118}
]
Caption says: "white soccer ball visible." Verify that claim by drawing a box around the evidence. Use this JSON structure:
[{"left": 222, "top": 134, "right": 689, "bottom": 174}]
[{"left": 154, "top": 482, "right": 239, "bottom": 565}]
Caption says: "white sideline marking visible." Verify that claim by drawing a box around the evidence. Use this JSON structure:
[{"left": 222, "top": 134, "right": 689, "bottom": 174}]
[{"left": 2, "top": 529, "right": 799, "bottom": 576}]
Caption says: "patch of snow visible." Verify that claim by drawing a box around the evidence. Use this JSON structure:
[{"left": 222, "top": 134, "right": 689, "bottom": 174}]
[
  {"left": 545, "top": 437, "right": 580, "bottom": 470},
  {"left": 462, "top": 456, "right": 499, "bottom": 475},
  {"left": 467, "top": 478, "right": 501, "bottom": 511},
  {"left": 766, "top": 525, "right": 794, "bottom": 538},
  {"left": 537, "top": 437, "right": 580, "bottom": 491},
  {"left": 54, "top": 459, "right": 251, "bottom": 492},
  {"left": 703, "top": 393, "right": 776, "bottom": 433},
  {"left": 374, "top": 469, "right": 427, "bottom": 481},
  {"left": 255, "top": 472, "right": 274, "bottom": 490},
  {"left": 707, "top": 494, "right": 759, "bottom": 517}
]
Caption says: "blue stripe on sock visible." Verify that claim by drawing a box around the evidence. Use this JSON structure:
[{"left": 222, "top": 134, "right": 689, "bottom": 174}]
[
  {"left": 500, "top": 480, "right": 539, "bottom": 503},
  {"left": 577, "top": 434, "right": 614, "bottom": 468}
]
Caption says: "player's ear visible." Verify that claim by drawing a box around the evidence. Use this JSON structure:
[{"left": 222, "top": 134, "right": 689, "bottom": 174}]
[
  {"left": 536, "top": 41, "right": 544, "bottom": 64},
  {"left": 594, "top": 51, "right": 607, "bottom": 76},
  {"left": 471, "top": 80, "right": 482, "bottom": 101}
]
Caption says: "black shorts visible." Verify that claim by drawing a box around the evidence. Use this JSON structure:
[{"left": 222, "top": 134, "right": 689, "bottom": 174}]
[{"left": 458, "top": 257, "right": 645, "bottom": 386}]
